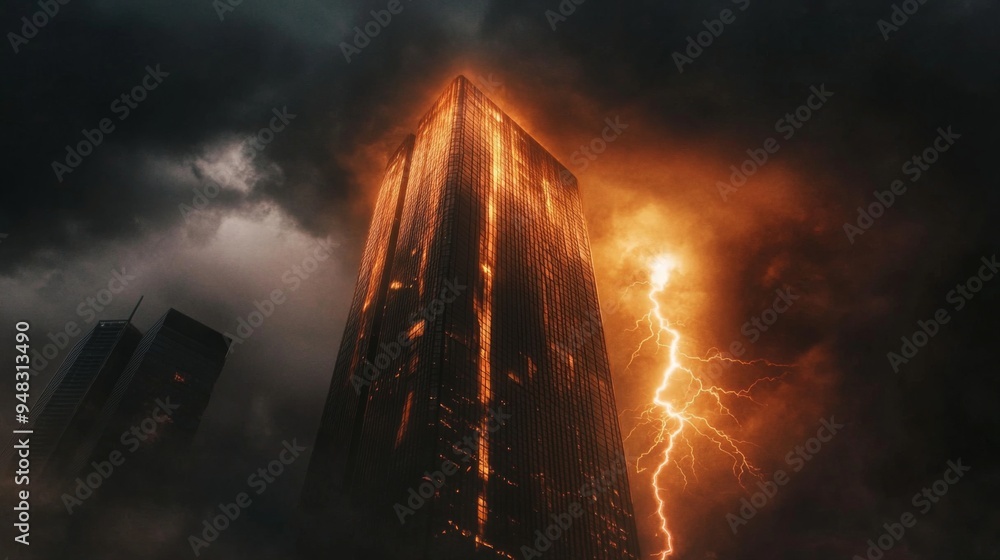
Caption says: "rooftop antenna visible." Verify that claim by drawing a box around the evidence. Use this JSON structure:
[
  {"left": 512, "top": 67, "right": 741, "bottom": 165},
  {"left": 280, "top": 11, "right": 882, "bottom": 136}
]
[{"left": 127, "top": 295, "right": 144, "bottom": 323}]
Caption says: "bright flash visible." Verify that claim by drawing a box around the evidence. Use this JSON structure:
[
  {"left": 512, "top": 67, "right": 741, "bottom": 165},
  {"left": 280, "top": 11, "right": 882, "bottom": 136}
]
[
  {"left": 624, "top": 253, "right": 787, "bottom": 558},
  {"left": 650, "top": 254, "right": 678, "bottom": 288}
]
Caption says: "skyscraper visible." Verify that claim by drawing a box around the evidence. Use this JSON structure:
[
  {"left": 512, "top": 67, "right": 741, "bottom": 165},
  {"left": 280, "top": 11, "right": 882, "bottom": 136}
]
[
  {"left": 0, "top": 317, "right": 141, "bottom": 479},
  {"left": 74, "top": 308, "right": 232, "bottom": 484},
  {"left": 8, "top": 307, "right": 233, "bottom": 560},
  {"left": 300, "top": 76, "right": 640, "bottom": 559}
]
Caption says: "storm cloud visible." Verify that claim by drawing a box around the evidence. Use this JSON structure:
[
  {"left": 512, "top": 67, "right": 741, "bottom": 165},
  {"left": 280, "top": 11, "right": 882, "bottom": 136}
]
[{"left": 1, "top": 0, "right": 998, "bottom": 558}]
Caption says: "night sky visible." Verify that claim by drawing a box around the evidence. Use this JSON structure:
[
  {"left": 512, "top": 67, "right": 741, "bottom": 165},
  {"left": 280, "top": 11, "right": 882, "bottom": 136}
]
[{"left": 1, "top": 0, "right": 998, "bottom": 559}]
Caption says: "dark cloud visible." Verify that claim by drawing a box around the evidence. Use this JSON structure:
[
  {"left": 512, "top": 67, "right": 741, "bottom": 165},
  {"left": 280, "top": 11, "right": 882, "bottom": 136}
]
[{"left": 2, "top": 0, "right": 998, "bottom": 558}]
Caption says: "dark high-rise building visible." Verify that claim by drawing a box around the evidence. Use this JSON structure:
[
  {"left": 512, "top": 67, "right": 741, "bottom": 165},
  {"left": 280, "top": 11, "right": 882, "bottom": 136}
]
[
  {"left": 74, "top": 308, "right": 232, "bottom": 481},
  {"left": 0, "top": 318, "right": 141, "bottom": 479},
  {"left": 7, "top": 308, "right": 233, "bottom": 560},
  {"left": 300, "top": 76, "right": 640, "bottom": 559}
]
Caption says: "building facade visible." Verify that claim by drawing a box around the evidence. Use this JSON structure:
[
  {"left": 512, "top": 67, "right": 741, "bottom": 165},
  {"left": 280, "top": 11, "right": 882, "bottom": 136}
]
[
  {"left": 300, "top": 76, "right": 640, "bottom": 559},
  {"left": 75, "top": 308, "right": 232, "bottom": 482},
  {"left": 2, "top": 306, "right": 231, "bottom": 560},
  {"left": 1, "top": 319, "right": 141, "bottom": 479}
]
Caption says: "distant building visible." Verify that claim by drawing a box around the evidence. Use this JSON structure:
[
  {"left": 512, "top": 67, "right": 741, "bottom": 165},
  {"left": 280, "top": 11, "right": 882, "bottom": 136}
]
[
  {"left": 73, "top": 308, "right": 232, "bottom": 486},
  {"left": 299, "top": 76, "right": 641, "bottom": 559},
  {"left": 1, "top": 319, "right": 141, "bottom": 479},
  {"left": 2, "top": 306, "right": 230, "bottom": 499},
  {"left": 6, "top": 307, "right": 234, "bottom": 560}
]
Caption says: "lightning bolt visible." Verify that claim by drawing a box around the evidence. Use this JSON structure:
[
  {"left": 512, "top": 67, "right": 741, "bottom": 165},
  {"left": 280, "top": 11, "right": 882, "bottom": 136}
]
[{"left": 623, "top": 254, "right": 790, "bottom": 558}]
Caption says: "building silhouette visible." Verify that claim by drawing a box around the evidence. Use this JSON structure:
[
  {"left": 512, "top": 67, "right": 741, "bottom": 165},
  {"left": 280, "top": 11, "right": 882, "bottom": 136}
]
[
  {"left": 2, "top": 305, "right": 232, "bottom": 560},
  {"left": 73, "top": 308, "right": 232, "bottom": 485},
  {"left": 299, "top": 76, "right": 640, "bottom": 559},
  {"left": 1, "top": 316, "right": 141, "bottom": 479},
  {"left": 2, "top": 306, "right": 231, "bottom": 490}
]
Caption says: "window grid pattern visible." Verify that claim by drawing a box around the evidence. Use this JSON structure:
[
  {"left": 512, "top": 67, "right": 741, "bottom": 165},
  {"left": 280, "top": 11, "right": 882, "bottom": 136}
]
[
  {"left": 303, "top": 77, "right": 640, "bottom": 560},
  {"left": 300, "top": 135, "right": 415, "bottom": 513}
]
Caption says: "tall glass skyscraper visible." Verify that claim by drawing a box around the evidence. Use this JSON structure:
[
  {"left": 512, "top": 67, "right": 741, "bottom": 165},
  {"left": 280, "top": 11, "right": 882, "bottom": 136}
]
[
  {"left": 76, "top": 308, "right": 232, "bottom": 482},
  {"left": 4, "top": 307, "right": 233, "bottom": 560},
  {"left": 300, "top": 76, "right": 640, "bottom": 559},
  {"left": 0, "top": 308, "right": 231, "bottom": 489},
  {"left": 0, "top": 318, "right": 141, "bottom": 479}
]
